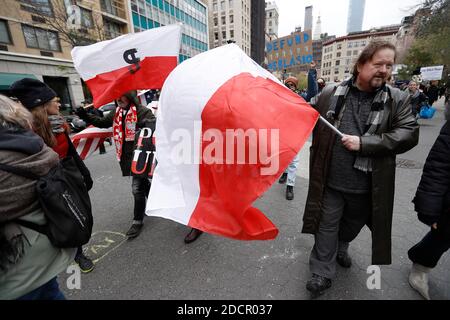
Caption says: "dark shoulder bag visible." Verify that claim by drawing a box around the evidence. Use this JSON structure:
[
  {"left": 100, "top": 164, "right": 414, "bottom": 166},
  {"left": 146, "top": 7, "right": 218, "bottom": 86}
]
[{"left": 0, "top": 157, "right": 93, "bottom": 248}]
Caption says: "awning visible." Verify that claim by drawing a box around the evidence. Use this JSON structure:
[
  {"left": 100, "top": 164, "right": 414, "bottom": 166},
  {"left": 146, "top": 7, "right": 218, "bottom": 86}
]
[{"left": 0, "top": 73, "right": 38, "bottom": 91}]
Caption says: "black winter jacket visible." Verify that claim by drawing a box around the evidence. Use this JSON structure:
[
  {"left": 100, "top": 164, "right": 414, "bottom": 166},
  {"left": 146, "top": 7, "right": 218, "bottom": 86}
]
[
  {"left": 410, "top": 91, "right": 428, "bottom": 116},
  {"left": 413, "top": 121, "right": 450, "bottom": 236},
  {"left": 77, "top": 104, "right": 155, "bottom": 176}
]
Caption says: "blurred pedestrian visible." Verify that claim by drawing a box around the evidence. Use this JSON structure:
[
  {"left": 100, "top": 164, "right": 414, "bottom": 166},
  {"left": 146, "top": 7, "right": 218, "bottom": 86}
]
[
  {"left": 408, "top": 80, "right": 428, "bottom": 119},
  {"left": 427, "top": 81, "right": 439, "bottom": 106},
  {"left": 278, "top": 76, "right": 301, "bottom": 200}
]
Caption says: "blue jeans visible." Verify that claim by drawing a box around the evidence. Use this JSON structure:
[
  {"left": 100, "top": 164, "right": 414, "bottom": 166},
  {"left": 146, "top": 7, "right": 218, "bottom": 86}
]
[
  {"left": 16, "top": 277, "right": 65, "bottom": 300},
  {"left": 285, "top": 152, "right": 301, "bottom": 187}
]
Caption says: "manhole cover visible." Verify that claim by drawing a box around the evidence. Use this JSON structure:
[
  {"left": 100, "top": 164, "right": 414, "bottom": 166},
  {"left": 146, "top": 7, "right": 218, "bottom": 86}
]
[{"left": 396, "top": 158, "right": 423, "bottom": 169}]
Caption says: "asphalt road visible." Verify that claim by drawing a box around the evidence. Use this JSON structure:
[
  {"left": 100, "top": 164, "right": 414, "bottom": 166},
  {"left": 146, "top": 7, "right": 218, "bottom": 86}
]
[{"left": 61, "top": 98, "right": 449, "bottom": 300}]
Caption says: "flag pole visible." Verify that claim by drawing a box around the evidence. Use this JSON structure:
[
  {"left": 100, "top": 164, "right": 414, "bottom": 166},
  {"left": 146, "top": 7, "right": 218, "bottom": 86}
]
[{"left": 318, "top": 115, "right": 344, "bottom": 138}]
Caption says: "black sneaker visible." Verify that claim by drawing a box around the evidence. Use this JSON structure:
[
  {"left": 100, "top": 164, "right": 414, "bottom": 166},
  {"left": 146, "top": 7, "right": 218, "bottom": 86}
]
[
  {"left": 126, "top": 223, "right": 143, "bottom": 239},
  {"left": 337, "top": 251, "right": 352, "bottom": 268},
  {"left": 286, "top": 185, "right": 294, "bottom": 200},
  {"left": 75, "top": 252, "right": 95, "bottom": 273},
  {"left": 306, "top": 274, "right": 332, "bottom": 297},
  {"left": 278, "top": 173, "right": 288, "bottom": 184}
]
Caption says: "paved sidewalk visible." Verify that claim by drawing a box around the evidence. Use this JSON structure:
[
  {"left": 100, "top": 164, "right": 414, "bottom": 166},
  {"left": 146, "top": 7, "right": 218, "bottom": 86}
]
[{"left": 61, "top": 98, "right": 449, "bottom": 300}]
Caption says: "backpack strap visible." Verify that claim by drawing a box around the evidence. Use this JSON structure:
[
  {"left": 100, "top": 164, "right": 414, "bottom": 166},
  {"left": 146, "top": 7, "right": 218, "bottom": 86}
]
[
  {"left": 0, "top": 163, "right": 40, "bottom": 180},
  {"left": 14, "top": 219, "right": 48, "bottom": 235}
]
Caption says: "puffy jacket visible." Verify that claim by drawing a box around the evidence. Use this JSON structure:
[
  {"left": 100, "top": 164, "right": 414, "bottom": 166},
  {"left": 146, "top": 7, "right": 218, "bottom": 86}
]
[{"left": 413, "top": 121, "right": 450, "bottom": 238}]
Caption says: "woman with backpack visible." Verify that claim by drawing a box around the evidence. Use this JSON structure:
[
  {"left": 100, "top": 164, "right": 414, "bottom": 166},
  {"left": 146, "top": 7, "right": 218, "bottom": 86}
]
[
  {"left": 9, "top": 78, "right": 95, "bottom": 273},
  {"left": 0, "top": 95, "right": 75, "bottom": 299}
]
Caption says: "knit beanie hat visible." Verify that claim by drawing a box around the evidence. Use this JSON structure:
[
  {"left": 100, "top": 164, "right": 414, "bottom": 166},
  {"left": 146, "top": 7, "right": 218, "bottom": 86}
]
[
  {"left": 285, "top": 77, "right": 298, "bottom": 87},
  {"left": 9, "top": 78, "right": 57, "bottom": 110}
]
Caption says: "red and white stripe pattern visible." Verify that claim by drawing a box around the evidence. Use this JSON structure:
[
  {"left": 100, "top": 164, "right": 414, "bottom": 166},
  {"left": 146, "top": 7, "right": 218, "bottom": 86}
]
[
  {"left": 71, "top": 25, "right": 181, "bottom": 107},
  {"left": 71, "top": 126, "right": 113, "bottom": 160},
  {"left": 146, "top": 44, "right": 319, "bottom": 241}
]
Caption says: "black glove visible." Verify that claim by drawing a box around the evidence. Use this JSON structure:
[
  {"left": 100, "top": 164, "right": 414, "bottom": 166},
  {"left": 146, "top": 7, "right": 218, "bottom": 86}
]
[{"left": 75, "top": 107, "right": 88, "bottom": 120}]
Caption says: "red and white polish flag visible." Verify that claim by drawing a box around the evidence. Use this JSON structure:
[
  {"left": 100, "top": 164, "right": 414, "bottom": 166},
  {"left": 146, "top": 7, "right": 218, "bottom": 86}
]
[
  {"left": 146, "top": 44, "right": 319, "bottom": 241},
  {"left": 71, "top": 126, "right": 113, "bottom": 160},
  {"left": 71, "top": 25, "right": 182, "bottom": 107}
]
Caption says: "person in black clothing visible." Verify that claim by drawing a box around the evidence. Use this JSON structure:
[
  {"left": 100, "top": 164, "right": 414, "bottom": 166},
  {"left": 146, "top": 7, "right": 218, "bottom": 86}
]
[
  {"left": 438, "top": 85, "right": 446, "bottom": 99},
  {"left": 408, "top": 81, "right": 428, "bottom": 118},
  {"left": 77, "top": 91, "right": 155, "bottom": 239},
  {"left": 407, "top": 101, "right": 450, "bottom": 300},
  {"left": 426, "top": 81, "right": 440, "bottom": 106}
]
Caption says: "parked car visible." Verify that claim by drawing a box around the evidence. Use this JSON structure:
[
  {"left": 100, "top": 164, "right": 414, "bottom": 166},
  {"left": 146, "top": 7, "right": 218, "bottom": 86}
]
[{"left": 98, "top": 102, "right": 116, "bottom": 117}]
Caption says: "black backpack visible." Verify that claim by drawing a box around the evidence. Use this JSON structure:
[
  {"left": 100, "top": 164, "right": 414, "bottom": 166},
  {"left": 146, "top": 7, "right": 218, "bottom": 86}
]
[{"left": 0, "top": 157, "right": 93, "bottom": 248}]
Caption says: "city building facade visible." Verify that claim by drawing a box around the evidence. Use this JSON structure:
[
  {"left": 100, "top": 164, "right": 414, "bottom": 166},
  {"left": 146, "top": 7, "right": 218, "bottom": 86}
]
[
  {"left": 347, "top": 0, "right": 366, "bottom": 34},
  {"left": 395, "top": 8, "right": 430, "bottom": 64},
  {"left": 321, "top": 25, "right": 400, "bottom": 82},
  {"left": 131, "top": 0, "right": 208, "bottom": 63},
  {"left": 251, "top": 0, "right": 265, "bottom": 65},
  {"left": 0, "top": 0, "right": 131, "bottom": 109},
  {"left": 304, "top": 5, "right": 312, "bottom": 32},
  {"left": 208, "top": 0, "right": 251, "bottom": 56},
  {"left": 265, "top": 1, "right": 278, "bottom": 37},
  {"left": 313, "top": 15, "right": 322, "bottom": 40}
]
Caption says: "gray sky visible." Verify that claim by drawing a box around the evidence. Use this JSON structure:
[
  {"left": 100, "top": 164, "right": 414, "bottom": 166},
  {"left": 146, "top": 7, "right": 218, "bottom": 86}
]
[{"left": 275, "top": 0, "right": 423, "bottom": 38}]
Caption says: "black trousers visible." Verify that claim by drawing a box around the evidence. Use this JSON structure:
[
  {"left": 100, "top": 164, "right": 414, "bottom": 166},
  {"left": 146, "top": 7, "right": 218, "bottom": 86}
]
[
  {"left": 408, "top": 228, "right": 450, "bottom": 268},
  {"left": 131, "top": 176, "right": 151, "bottom": 221}
]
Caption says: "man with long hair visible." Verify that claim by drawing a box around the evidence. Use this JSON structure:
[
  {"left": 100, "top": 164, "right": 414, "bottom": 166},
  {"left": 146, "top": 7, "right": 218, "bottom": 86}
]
[{"left": 302, "top": 41, "right": 419, "bottom": 296}]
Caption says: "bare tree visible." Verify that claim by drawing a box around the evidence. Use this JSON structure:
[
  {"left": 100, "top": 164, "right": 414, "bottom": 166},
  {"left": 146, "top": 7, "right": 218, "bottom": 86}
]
[{"left": 15, "top": 0, "right": 110, "bottom": 47}]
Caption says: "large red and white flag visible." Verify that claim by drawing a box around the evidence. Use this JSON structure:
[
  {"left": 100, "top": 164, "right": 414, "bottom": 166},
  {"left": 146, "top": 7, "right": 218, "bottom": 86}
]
[
  {"left": 146, "top": 44, "right": 319, "bottom": 241},
  {"left": 71, "top": 25, "right": 182, "bottom": 107},
  {"left": 71, "top": 126, "right": 113, "bottom": 160}
]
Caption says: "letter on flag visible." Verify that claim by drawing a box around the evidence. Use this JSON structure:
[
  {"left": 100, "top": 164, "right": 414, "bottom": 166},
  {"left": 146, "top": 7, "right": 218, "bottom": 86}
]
[
  {"left": 146, "top": 44, "right": 319, "bottom": 241},
  {"left": 71, "top": 25, "right": 182, "bottom": 107}
]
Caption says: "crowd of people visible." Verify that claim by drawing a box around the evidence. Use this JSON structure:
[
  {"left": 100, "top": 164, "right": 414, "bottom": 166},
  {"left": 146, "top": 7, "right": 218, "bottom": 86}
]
[{"left": 0, "top": 40, "right": 449, "bottom": 300}]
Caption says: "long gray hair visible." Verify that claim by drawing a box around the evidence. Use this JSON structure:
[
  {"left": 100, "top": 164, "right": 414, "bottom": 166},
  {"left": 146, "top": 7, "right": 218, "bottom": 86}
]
[{"left": 0, "top": 94, "right": 33, "bottom": 129}]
